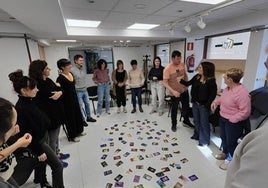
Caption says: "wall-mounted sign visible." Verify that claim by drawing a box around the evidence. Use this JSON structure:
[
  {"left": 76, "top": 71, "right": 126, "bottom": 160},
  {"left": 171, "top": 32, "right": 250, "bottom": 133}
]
[
  {"left": 187, "top": 42, "right": 194, "bottom": 51},
  {"left": 215, "top": 38, "right": 243, "bottom": 49}
]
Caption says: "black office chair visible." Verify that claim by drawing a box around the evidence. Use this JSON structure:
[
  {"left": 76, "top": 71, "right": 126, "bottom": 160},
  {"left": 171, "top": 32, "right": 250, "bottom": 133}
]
[{"left": 87, "top": 86, "right": 98, "bottom": 115}]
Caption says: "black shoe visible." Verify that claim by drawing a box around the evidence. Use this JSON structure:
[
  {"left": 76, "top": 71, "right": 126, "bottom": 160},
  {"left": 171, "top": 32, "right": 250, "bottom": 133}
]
[
  {"left": 139, "top": 106, "right": 143, "bottom": 113},
  {"left": 87, "top": 117, "right": 96, "bottom": 122},
  {"left": 183, "top": 120, "right": 194, "bottom": 128},
  {"left": 171, "top": 125, "right": 177, "bottom": 132},
  {"left": 190, "top": 135, "right": 199, "bottom": 140},
  {"left": 40, "top": 182, "right": 53, "bottom": 188},
  {"left": 131, "top": 109, "right": 136, "bottom": 113},
  {"left": 82, "top": 121, "right": 88, "bottom": 127},
  {"left": 198, "top": 143, "right": 208, "bottom": 147}
]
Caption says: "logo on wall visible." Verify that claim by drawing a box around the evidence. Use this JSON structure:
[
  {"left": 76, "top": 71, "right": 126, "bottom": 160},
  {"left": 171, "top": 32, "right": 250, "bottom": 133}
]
[
  {"left": 187, "top": 42, "right": 194, "bottom": 51},
  {"left": 215, "top": 38, "right": 243, "bottom": 49}
]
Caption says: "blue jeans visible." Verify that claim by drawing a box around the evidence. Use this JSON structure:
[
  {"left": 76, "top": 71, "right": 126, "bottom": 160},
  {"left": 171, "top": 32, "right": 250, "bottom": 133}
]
[
  {"left": 97, "top": 83, "right": 110, "bottom": 114},
  {"left": 220, "top": 116, "right": 244, "bottom": 161},
  {"left": 131, "top": 87, "right": 142, "bottom": 109},
  {"left": 192, "top": 103, "right": 210, "bottom": 145},
  {"left": 77, "top": 90, "right": 92, "bottom": 121}
]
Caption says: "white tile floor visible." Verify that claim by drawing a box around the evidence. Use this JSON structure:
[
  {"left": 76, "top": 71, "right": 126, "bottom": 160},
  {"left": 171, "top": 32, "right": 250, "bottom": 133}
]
[{"left": 21, "top": 102, "right": 226, "bottom": 188}]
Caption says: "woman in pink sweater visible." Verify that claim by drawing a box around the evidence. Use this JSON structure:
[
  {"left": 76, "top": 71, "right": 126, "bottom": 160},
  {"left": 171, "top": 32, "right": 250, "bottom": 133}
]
[{"left": 211, "top": 68, "right": 251, "bottom": 170}]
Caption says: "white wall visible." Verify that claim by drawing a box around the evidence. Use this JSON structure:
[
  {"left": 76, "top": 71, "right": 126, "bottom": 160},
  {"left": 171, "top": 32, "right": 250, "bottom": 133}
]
[{"left": 0, "top": 38, "right": 39, "bottom": 103}]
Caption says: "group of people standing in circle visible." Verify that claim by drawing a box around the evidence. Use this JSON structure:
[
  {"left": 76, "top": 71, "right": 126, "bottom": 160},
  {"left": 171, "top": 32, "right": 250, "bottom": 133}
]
[{"left": 0, "top": 50, "right": 253, "bottom": 188}]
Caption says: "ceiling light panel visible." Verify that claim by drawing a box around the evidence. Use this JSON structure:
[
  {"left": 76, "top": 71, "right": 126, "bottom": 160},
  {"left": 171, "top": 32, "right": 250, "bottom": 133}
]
[
  {"left": 127, "top": 23, "right": 159, "bottom": 30},
  {"left": 66, "top": 19, "right": 101, "bottom": 27},
  {"left": 180, "top": 0, "right": 226, "bottom": 5}
]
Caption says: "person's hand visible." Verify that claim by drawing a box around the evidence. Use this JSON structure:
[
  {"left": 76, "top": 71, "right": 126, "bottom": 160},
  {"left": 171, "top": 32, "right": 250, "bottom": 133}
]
[
  {"left": 211, "top": 102, "right": 217, "bottom": 111},
  {"left": 172, "top": 90, "right": 180, "bottom": 98},
  {"left": 55, "top": 82, "right": 61, "bottom": 87},
  {"left": 49, "top": 91, "right": 62, "bottom": 100},
  {"left": 38, "top": 153, "right": 47, "bottom": 162},
  {"left": 17, "top": 133, "right": 32, "bottom": 147},
  {"left": 153, "top": 76, "right": 157, "bottom": 80},
  {"left": 176, "top": 75, "right": 184, "bottom": 83}
]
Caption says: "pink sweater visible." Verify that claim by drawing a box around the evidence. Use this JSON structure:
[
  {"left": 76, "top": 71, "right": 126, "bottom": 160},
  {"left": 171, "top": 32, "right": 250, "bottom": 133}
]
[{"left": 214, "top": 84, "right": 251, "bottom": 123}]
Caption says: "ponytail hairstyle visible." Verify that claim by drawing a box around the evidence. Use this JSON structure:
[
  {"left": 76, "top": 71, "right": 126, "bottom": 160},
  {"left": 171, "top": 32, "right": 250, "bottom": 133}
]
[{"left": 8, "top": 69, "right": 37, "bottom": 95}]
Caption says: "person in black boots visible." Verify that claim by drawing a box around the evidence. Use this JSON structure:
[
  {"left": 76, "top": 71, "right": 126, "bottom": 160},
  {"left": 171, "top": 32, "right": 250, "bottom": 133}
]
[
  {"left": 9, "top": 70, "right": 65, "bottom": 188},
  {"left": 180, "top": 61, "right": 217, "bottom": 146},
  {"left": 163, "top": 50, "right": 194, "bottom": 132}
]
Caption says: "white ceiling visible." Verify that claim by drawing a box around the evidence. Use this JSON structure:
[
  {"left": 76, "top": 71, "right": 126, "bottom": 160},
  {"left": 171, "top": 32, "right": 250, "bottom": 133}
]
[{"left": 0, "top": 0, "right": 268, "bottom": 46}]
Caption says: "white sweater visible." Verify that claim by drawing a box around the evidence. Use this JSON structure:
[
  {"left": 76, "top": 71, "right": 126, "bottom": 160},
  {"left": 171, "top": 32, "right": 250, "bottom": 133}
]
[{"left": 225, "top": 118, "right": 268, "bottom": 188}]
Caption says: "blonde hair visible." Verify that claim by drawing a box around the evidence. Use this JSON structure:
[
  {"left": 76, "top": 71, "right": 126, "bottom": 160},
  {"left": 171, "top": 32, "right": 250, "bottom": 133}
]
[{"left": 226, "top": 68, "right": 243, "bottom": 83}]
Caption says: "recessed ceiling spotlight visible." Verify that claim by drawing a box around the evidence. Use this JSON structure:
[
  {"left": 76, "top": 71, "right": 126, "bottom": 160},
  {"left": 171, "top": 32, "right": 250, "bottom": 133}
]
[
  {"left": 126, "top": 40, "right": 131, "bottom": 43},
  {"left": 134, "top": 4, "right": 147, "bottom": 9}
]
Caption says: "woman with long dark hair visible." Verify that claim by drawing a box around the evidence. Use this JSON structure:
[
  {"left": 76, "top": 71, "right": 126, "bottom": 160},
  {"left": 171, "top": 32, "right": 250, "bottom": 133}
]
[
  {"left": 180, "top": 61, "right": 217, "bottom": 146},
  {"left": 9, "top": 70, "right": 64, "bottom": 188}
]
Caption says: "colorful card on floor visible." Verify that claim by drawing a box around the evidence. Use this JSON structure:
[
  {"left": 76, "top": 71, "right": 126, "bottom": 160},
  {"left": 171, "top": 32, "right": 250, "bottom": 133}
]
[
  {"left": 115, "top": 148, "right": 121, "bottom": 153},
  {"left": 139, "top": 149, "right": 146, "bottom": 152},
  {"left": 162, "top": 147, "right": 168, "bottom": 151},
  {"left": 160, "top": 176, "right": 169, "bottom": 182},
  {"left": 155, "top": 136, "right": 161, "bottom": 140},
  {"left": 143, "top": 174, "right": 152, "bottom": 181},
  {"left": 171, "top": 143, "right": 178, "bottom": 146},
  {"left": 114, "top": 182, "right": 124, "bottom": 187},
  {"left": 115, "top": 160, "right": 123, "bottom": 167},
  {"left": 129, "top": 142, "right": 134, "bottom": 146},
  {"left": 101, "top": 154, "right": 108, "bottom": 160},
  {"left": 180, "top": 158, "right": 189, "bottom": 163},
  {"left": 169, "top": 163, "right": 175, "bottom": 168},
  {"left": 141, "top": 143, "right": 147, "bottom": 147},
  {"left": 121, "top": 140, "right": 127, "bottom": 144},
  {"left": 105, "top": 183, "right": 113, "bottom": 188},
  {"left": 114, "top": 174, "right": 123, "bottom": 182},
  {"left": 134, "top": 184, "right": 144, "bottom": 188},
  {"left": 189, "top": 174, "right": 198, "bottom": 181},
  {"left": 133, "top": 175, "right": 140, "bottom": 183},
  {"left": 123, "top": 152, "right": 130, "bottom": 157},
  {"left": 156, "top": 132, "right": 162, "bottom": 135},
  {"left": 153, "top": 152, "right": 160, "bottom": 156},
  {"left": 131, "top": 157, "right": 138, "bottom": 162},
  {"left": 147, "top": 136, "right": 153, "bottom": 140},
  {"left": 100, "top": 144, "right": 107, "bottom": 148},
  {"left": 127, "top": 133, "right": 132, "bottom": 137},
  {"left": 174, "top": 182, "right": 183, "bottom": 188},
  {"left": 147, "top": 167, "right": 156, "bottom": 173},
  {"left": 138, "top": 155, "right": 144, "bottom": 160},
  {"left": 131, "top": 148, "right": 138, "bottom": 152},
  {"left": 161, "top": 167, "right": 170, "bottom": 172},
  {"left": 156, "top": 179, "right": 166, "bottom": 188},
  {"left": 152, "top": 142, "right": 159, "bottom": 145},
  {"left": 120, "top": 132, "right": 125, "bottom": 135},
  {"left": 125, "top": 169, "right": 133, "bottom": 174},
  {"left": 165, "top": 154, "right": 173, "bottom": 158},
  {"left": 113, "top": 155, "right": 121, "bottom": 160},
  {"left": 160, "top": 157, "right": 167, "bottom": 161},
  {"left": 173, "top": 150, "right": 180, "bottom": 154},
  {"left": 156, "top": 172, "right": 164, "bottom": 177},
  {"left": 101, "top": 161, "right": 108, "bottom": 167},
  {"left": 104, "top": 170, "right": 112, "bottom": 176},
  {"left": 107, "top": 138, "right": 113, "bottom": 141},
  {"left": 175, "top": 164, "right": 181, "bottom": 169},
  {"left": 110, "top": 142, "right": 114, "bottom": 147},
  {"left": 172, "top": 137, "right": 178, "bottom": 141},
  {"left": 102, "top": 148, "right": 109, "bottom": 152},
  {"left": 178, "top": 175, "right": 189, "bottom": 183},
  {"left": 163, "top": 139, "right": 169, "bottom": 143},
  {"left": 145, "top": 154, "right": 153, "bottom": 158},
  {"left": 118, "top": 137, "right": 122, "bottom": 141},
  {"left": 136, "top": 165, "right": 143, "bottom": 169}
]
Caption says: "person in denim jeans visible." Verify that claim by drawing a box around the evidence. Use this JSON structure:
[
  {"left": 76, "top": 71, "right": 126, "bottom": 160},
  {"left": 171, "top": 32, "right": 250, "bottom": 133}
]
[
  {"left": 92, "top": 59, "right": 110, "bottom": 117},
  {"left": 180, "top": 62, "right": 217, "bottom": 146},
  {"left": 211, "top": 68, "right": 251, "bottom": 170},
  {"left": 72, "top": 54, "right": 96, "bottom": 125}
]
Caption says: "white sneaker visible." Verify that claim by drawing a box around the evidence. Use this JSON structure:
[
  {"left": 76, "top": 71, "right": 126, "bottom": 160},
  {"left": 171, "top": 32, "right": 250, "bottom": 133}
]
[
  {"left": 117, "top": 108, "right": 121, "bottom": 114},
  {"left": 78, "top": 132, "right": 87, "bottom": 137},
  {"left": 123, "top": 107, "right": 127, "bottom": 113},
  {"left": 219, "top": 159, "right": 230, "bottom": 170},
  {"left": 70, "top": 137, "right": 80, "bottom": 142}
]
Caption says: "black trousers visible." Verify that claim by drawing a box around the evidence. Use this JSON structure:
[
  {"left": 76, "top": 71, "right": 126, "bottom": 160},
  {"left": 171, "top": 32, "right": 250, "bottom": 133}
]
[
  {"left": 115, "top": 86, "right": 126, "bottom": 107},
  {"left": 171, "top": 90, "right": 191, "bottom": 126}
]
